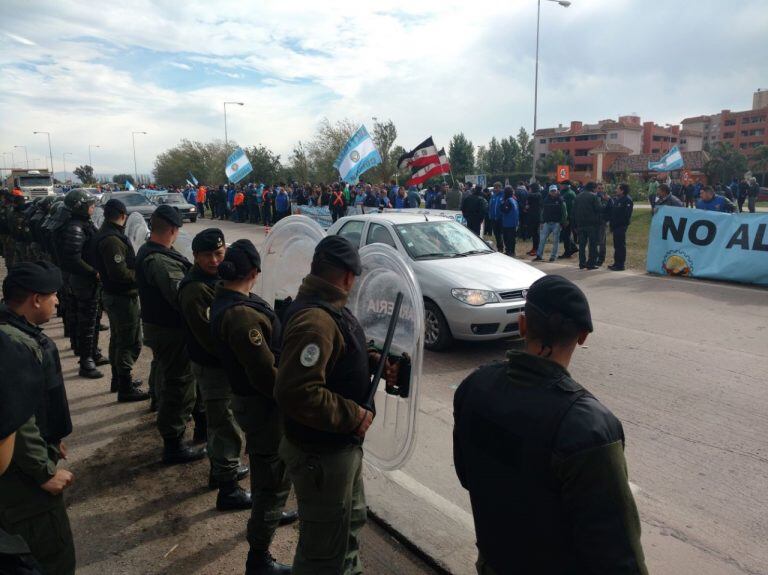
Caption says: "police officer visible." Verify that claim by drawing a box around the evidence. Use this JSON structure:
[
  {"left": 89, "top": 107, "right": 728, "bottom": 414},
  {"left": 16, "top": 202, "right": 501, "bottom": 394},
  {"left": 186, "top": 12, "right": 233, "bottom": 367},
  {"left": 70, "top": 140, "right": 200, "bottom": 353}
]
[
  {"left": 178, "top": 228, "right": 250, "bottom": 507},
  {"left": 58, "top": 189, "right": 108, "bottom": 378},
  {"left": 136, "top": 205, "right": 206, "bottom": 464},
  {"left": 91, "top": 198, "right": 149, "bottom": 401},
  {"left": 453, "top": 275, "right": 647, "bottom": 575},
  {"left": 0, "top": 262, "right": 76, "bottom": 575},
  {"left": 9, "top": 190, "right": 31, "bottom": 264},
  {"left": 275, "top": 236, "right": 390, "bottom": 574},
  {"left": 608, "top": 183, "right": 634, "bottom": 272},
  {"left": 210, "top": 239, "right": 299, "bottom": 574}
]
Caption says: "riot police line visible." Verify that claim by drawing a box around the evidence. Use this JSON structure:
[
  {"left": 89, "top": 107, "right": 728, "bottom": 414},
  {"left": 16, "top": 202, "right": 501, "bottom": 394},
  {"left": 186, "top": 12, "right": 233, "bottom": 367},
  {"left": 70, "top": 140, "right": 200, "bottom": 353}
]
[{"left": 0, "top": 187, "right": 649, "bottom": 575}]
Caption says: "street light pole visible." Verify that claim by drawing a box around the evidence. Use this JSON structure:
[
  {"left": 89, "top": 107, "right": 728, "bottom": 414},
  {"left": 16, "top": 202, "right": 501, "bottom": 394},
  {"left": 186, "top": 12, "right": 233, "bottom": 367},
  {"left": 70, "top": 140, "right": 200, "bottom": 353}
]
[
  {"left": 531, "top": 0, "right": 571, "bottom": 184},
  {"left": 88, "top": 144, "right": 100, "bottom": 172},
  {"left": 62, "top": 153, "right": 72, "bottom": 183},
  {"left": 223, "top": 101, "right": 245, "bottom": 150},
  {"left": 33, "top": 131, "right": 54, "bottom": 175},
  {"left": 14, "top": 146, "right": 29, "bottom": 169},
  {"left": 132, "top": 132, "right": 147, "bottom": 185}
]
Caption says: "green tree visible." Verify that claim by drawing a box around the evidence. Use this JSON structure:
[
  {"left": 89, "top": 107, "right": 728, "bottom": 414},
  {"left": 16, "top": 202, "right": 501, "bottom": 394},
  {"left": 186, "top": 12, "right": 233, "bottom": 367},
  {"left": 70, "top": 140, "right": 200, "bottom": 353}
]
[
  {"left": 243, "top": 144, "right": 282, "bottom": 185},
  {"left": 288, "top": 141, "right": 311, "bottom": 183},
  {"left": 536, "top": 149, "right": 571, "bottom": 175},
  {"left": 516, "top": 127, "right": 533, "bottom": 174},
  {"left": 704, "top": 142, "right": 748, "bottom": 184},
  {"left": 475, "top": 145, "right": 489, "bottom": 173},
  {"left": 371, "top": 118, "right": 398, "bottom": 181},
  {"left": 153, "top": 139, "right": 231, "bottom": 186},
  {"left": 750, "top": 144, "right": 768, "bottom": 185},
  {"left": 306, "top": 118, "right": 358, "bottom": 182},
  {"left": 389, "top": 145, "right": 407, "bottom": 183},
  {"left": 500, "top": 136, "right": 521, "bottom": 173},
  {"left": 448, "top": 133, "right": 475, "bottom": 178},
  {"left": 73, "top": 165, "right": 95, "bottom": 184},
  {"left": 112, "top": 174, "right": 135, "bottom": 185},
  {"left": 486, "top": 137, "right": 504, "bottom": 174}
]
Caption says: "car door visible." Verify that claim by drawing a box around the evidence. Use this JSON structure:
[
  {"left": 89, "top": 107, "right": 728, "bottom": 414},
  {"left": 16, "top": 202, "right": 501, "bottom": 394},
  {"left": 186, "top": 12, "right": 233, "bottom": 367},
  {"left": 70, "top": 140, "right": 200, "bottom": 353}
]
[
  {"left": 365, "top": 222, "right": 398, "bottom": 250},
  {"left": 336, "top": 218, "right": 366, "bottom": 248}
]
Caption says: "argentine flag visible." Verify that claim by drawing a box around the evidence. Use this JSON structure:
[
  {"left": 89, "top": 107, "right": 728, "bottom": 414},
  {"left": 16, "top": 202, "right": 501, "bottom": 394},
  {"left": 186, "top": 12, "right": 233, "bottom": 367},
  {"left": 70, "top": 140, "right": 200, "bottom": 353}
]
[
  {"left": 188, "top": 171, "right": 199, "bottom": 186},
  {"left": 226, "top": 147, "right": 253, "bottom": 183},
  {"left": 648, "top": 146, "right": 684, "bottom": 172},
  {"left": 125, "top": 180, "right": 135, "bottom": 190},
  {"left": 334, "top": 125, "right": 382, "bottom": 183}
]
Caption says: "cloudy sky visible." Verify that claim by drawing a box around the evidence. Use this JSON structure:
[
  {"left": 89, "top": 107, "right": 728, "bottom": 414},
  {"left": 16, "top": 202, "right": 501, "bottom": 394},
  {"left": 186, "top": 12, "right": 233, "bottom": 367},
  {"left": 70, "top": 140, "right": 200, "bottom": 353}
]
[{"left": 1, "top": 0, "right": 766, "bottom": 179}]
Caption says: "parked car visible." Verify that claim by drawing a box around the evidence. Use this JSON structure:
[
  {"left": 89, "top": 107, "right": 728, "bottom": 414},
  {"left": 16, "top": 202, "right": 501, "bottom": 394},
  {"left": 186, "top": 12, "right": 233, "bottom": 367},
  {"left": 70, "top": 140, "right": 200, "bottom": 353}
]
[
  {"left": 150, "top": 192, "right": 198, "bottom": 222},
  {"left": 327, "top": 212, "right": 545, "bottom": 351},
  {"left": 98, "top": 191, "right": 156, "bottom": 222}
]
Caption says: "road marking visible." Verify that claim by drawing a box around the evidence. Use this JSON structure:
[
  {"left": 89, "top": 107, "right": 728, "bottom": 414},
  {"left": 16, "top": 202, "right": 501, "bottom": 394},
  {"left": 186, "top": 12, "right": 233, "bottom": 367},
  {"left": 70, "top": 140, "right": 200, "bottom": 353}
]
[{"left": 385, "top": 469, "right": 476, "bottom": 532}]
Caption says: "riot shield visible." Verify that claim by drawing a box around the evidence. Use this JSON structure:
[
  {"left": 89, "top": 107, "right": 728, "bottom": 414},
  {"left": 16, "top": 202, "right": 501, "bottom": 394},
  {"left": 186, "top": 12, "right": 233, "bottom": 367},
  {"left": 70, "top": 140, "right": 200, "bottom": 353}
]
[
  {"left": 256, "top": 215, "right": 325, "bottom": 308},
  {"left": 124, "top": 212, "right": 149, "bottom": 254},
  {"left": 92, "top": 206, "right": 104, "bottom": 229},
  {"left": 173, "top": 230, "right": 194, "bottom": 262},
  {"left": 347, "top": 243, "right": 424, "bottom": 471}
]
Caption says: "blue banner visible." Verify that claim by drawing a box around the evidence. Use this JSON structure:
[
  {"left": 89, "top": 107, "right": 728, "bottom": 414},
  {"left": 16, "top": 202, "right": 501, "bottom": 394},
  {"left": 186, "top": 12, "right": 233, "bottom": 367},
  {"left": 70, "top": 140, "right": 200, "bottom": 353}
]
[
  {"left": 291, "top": 205, "right": 366, "bottom": 229},
  {"left": 647, "top": 206, "right": 768, "bottom": 286}
]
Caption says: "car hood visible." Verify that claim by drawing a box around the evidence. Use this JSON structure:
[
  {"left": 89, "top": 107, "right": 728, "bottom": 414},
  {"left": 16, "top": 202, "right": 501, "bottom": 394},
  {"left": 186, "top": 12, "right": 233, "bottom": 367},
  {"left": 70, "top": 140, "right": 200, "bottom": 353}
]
[
  {"left": 412, "top": 252, "right": 545, "bottom": 291},
  {"left": 128, "top": 205, "right": 156, "bottom": 215}
]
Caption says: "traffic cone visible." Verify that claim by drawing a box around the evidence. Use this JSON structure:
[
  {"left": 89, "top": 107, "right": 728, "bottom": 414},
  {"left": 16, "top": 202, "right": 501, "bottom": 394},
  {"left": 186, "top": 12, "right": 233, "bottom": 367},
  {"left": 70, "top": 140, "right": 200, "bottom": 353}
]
[{"left": 265, "top": 224, "right": 271, "bottom": 235}]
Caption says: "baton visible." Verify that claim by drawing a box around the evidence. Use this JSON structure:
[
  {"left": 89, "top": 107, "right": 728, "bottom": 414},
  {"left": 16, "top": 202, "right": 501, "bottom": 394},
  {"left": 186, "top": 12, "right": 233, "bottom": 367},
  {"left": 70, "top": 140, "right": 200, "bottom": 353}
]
[{"left": 364, "top": 291, "right": 403, "bottom": 409}]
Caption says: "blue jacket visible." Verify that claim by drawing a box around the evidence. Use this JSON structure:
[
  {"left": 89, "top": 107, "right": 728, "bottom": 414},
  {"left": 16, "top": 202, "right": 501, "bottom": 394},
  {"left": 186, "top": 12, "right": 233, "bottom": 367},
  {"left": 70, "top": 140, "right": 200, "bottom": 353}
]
[
  {"left": 501, "top": 197, "right": 519, "bottom": 228},
  {"left": 696, "top": 195, "right": 734, "bottom": 213},
  {"left": 275, "top": 190, "right": 290, "bottom": 212},
  {"left": 489, "top": 192, "right": 505, "bottom": 221},
  {"left": 227, "top": 188, "right": 235, "bottom": 205},
  {"left": 394, "top": 195, "right": 407, "bottom": 209}
]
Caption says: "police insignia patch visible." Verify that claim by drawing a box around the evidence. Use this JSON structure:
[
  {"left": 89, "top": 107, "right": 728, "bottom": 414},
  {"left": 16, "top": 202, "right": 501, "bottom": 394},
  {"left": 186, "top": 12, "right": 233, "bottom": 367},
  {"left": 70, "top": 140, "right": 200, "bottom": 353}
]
[
  {"left": 248, "top": 328, "right": 263, "bottom": 346},
  {"left": 300, "top": 343, "right": 320, "bottom": 367},
  {"left": 114, "top": 254, "right": 123, "bottom": 263},
  {"left": 205, "top": 307, "right": 211, "bottom": 322}
]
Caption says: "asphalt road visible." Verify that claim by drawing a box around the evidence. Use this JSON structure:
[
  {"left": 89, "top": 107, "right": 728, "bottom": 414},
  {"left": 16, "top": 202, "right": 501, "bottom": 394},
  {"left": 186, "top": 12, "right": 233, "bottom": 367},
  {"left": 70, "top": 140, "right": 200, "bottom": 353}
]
[{"left": 182, "top": 217, "right": 768, "bottom": 575}]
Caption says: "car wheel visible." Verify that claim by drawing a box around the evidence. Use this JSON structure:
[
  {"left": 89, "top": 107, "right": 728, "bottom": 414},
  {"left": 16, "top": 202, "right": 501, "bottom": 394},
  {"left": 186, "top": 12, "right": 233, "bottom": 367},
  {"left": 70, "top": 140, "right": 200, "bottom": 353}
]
[
  {"left": 190, "top": 216, "right": 197, "bottom": 223},
  {"left": 424, "top": 300, "right": 453, "bottom": 352}
]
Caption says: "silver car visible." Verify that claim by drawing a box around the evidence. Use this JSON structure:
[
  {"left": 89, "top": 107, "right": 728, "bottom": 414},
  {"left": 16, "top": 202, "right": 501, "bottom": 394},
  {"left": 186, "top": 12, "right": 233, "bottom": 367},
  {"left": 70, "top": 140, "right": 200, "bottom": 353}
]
[{"left": 327, "top": 212, "right": 545, "bottom": 351}]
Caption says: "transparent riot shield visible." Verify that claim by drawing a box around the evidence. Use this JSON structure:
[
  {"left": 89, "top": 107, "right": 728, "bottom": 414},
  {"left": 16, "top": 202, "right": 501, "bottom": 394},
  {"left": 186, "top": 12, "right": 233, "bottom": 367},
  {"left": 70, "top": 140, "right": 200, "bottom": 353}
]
[
  {"left": 256, "top": 215, "right": 325, "bottom": 309},
  {"left": 92, "top": 206, "right": 104, "bottom": 229},
  {"left": 173, "top": 230, "right": 194, "bottom": 262},
  {"left": 347, "top": 243, "right": 424, "bottom": 471},
  {"left": 124, "top": 212, "right": 149, "bottom": 254}
]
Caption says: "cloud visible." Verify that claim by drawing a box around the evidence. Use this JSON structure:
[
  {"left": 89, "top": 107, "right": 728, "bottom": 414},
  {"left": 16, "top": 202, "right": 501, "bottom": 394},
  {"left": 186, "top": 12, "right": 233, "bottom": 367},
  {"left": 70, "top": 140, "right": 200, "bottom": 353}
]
[{"left": 0, "top": 0, "right": 766, "bottom": 178}]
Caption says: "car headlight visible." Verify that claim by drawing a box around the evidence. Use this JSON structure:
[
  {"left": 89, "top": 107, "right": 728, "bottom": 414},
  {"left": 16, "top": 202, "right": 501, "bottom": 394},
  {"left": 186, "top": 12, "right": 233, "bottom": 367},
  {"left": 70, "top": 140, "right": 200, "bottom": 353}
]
[{"left": 451, "top": 288, "right": 499, "bottom": 306}]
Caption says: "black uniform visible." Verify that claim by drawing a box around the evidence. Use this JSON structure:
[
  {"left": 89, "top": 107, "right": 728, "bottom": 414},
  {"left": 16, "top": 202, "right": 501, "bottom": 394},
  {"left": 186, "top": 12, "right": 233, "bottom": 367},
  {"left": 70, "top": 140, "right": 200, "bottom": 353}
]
[{"left": 609, "top": 194, "right": 633, "bottom": 270}]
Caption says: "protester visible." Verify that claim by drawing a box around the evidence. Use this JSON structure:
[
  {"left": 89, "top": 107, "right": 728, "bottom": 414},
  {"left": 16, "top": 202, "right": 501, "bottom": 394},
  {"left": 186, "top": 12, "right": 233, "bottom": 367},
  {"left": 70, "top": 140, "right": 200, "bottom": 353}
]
[
  {"left": 608, "top": 183, "right": 634, "bottom": 271},
  {"left": 500, "top": 186, "right": 519, "bottom": 257},
  {"left": 653, "top": 183, "right": 683, "bottom": 213},
  {"left": 572, "top": 181, "right": 603, "bottom": 270},
  {"left": 487, "top": 182, "right": 505, "bottom": 252},
  {"left": 696, "top": 185, "right": 736, "bottom": 213},
  {"left": 533, "top": 185, "right": 566, "bottom": 262},
  {"left": 461, "top": 185, "right": 488, "bottom": 236}
]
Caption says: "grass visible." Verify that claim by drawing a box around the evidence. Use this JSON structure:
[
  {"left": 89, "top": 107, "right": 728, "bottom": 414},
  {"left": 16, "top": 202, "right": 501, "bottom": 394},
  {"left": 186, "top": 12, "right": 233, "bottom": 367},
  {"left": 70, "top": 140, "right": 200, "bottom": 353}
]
[{"left": 505, "top": 210, "right": 653, "bottom": 270}]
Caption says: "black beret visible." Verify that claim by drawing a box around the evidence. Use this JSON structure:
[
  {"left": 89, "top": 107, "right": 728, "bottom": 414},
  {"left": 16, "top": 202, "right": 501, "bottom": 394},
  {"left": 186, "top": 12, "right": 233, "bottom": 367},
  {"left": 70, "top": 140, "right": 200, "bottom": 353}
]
[
  {"left": 153, "top": 204, "right": 183, "bottom": 228},
  {"left": 525, "top": 274, "right": 593, "bottom": 333},
  {"left": 219, "top": 239, "right": 261, "bottom": 280},
  {"left": 313, "top": 236, "right": 362, "bottom": 276},
  {"left": 192, "top": 228, "right": 225, "bottom": 253},
  {"left": 3, "top": 261, "right": 63, "bottom": 295},
  {"left": 103, "top": 198, "right": 127, "bottom": 215}
]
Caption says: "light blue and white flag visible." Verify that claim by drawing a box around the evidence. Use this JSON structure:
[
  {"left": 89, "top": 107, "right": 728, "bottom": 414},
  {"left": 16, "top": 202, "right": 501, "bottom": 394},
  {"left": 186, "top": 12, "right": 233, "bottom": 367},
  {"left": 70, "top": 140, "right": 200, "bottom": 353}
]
[
  {"left": 648, "top": 146, "right": 684, "bottom": 172},
  {"left": 334, "top": 125, "right": 382, "bottom": 183},
  {"left": 188, "top": 171, "right": 199, "bottom": 186},
  {"left": 125, "top": 180, "right": 135, "bottom": 190},
  {"left": 226, "top": 148, "right": 253, "bottom": 183},
  {"left": 186, "top": 179, "right": 194, "bottom": 187}
]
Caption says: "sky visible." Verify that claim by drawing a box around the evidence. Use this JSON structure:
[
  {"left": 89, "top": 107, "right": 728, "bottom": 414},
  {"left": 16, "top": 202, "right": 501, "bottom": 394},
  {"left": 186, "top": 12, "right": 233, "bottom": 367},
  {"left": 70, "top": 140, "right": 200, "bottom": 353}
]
[{"left": 1, "top": 0, "right": 766, "bottom": 180}]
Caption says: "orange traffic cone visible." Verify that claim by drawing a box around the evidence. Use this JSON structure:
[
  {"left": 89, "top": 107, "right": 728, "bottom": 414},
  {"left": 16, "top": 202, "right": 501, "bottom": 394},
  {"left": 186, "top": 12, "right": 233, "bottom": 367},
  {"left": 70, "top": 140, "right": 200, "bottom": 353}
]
[{"left": 265, "top": 224, "right": 271, "bottom": 235}]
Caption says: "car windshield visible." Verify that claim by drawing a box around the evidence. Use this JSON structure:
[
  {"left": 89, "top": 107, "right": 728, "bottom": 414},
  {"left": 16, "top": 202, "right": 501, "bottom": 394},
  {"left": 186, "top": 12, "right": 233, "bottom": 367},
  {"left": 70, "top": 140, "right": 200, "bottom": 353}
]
[
  {"left": 155, "top": 194, "right": 184, "bottom": 204},
  {"left": 19, "top": 176, "right": 52, "bottom": 186},
  {"left": 119, "top": 194, "right": 152, "bottom": 207},
  {"left": 393, "top": 220, "right": 492, "bottom": 260}
]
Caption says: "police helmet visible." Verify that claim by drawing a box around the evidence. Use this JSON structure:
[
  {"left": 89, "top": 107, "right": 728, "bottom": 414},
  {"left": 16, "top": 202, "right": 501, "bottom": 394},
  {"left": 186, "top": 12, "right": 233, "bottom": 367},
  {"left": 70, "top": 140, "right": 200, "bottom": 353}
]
[{"left": 64, "top": 189, "right": 96, "bottom": 216}]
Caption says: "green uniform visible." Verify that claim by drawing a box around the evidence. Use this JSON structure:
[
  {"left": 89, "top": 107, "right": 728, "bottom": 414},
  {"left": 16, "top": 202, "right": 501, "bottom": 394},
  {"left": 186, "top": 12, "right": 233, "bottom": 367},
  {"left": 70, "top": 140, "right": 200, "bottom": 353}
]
[
  {"left": 275, "top": 276, "right": 371, "bottom": 575},
  {"left": 0, "top": 309, "right": 76, "bottom": 575},
  {"left": 178, "top": 267, "right": 242, "bottom": 483},
  {"left": 210, "top": 285, "right": 290, "bottom": 552},
  {"left": 136, "top": 241, "right": 196, "bottom": 441},
  {"left": 92, "top": 221, "right": 141, "bottom": 381}
]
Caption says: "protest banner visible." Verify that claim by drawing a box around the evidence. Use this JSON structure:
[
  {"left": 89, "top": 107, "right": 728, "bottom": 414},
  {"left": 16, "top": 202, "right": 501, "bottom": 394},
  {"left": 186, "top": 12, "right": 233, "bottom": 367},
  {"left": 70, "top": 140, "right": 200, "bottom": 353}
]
[
  {"left": 291, "top": 205, "right": 367, "bottom": 228},
  {"left": 383, "top": 208, "right": 467, "bottom": 226},
  {"left": 647, "top": 206, "right": 768, "bottom": 286}
]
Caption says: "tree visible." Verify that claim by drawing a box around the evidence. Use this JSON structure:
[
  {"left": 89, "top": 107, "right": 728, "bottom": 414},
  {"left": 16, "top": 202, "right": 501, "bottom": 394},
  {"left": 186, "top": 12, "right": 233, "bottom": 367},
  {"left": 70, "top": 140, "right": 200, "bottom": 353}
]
[
  {"left": 704, "top": 142, "right": 748, "bottom": 184},
  {"left": 243, "top": 144, "right": 282, "bottom": 185},
  {"left": 389, "top": 145, "right": 407, "bottom": 183},
  {"left": 153, "top": 139, "right": 231, "bottom": 186},
  {"left": 448, "top": 133, "right": 475, "bottom": 178},
  {"left": 750, "top": 144, "right": 768, "bottom": 185},
  {"left": 475, "top": 145, "right": 489, "bottom": 173},
  {"left": 73, "top": 165, "right": 95, "bottom": 184},
  {"left": 500, "top": 136, "right": 521, "bottom": 173},
  {"left": 536, "top": 149, "right": 571, "bottom": 175},
  {"left": 305, "top": 118, "right": 358, "bottom": 182},
  {"left": 516, "top": 127, "right": 534, "bottom": 174},
  {"left": 486, "top": 137, "right": 505, "bottom": 174},
  {"left": 112, "top": 174, "right": 135, "bottom": 185},
  {"left": 371, "top": 118, "right": 398, "bottom": 181},
  {"left": 288, "top": 142, "right": 311, "bottom": 183}
]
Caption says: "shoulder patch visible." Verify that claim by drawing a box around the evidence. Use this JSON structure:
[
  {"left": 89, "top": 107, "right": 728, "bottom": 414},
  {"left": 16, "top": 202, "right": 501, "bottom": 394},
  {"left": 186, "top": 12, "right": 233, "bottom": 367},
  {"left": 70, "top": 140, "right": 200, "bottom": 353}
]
[
  {"left": 300, "top": 343, "right": 321, "bottom": 367},
  {"left": 248, "top": 328, "right": 263, "bottom": 346},
  {"left": 114, "top": 253, "right": 123, "bottom": 263}
]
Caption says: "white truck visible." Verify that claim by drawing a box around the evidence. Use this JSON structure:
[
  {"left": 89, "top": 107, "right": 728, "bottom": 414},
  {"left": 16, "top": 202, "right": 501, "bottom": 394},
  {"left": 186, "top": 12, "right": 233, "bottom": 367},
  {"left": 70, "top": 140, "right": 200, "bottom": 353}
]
[{"left": 5, "top": 169, "right": 55, "bottom": 199}]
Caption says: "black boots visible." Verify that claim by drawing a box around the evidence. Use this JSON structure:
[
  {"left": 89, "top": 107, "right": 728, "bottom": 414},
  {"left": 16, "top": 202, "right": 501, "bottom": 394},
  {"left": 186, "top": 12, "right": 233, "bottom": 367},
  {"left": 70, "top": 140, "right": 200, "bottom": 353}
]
[
  {"left": 216, "top": 481, "right": 252, "bottom": 511},
  {"left": 117, "top": 373, "right": 150, "bottom": 403},
  {"left": 279, "top": 510, "right": 299, "bottom": 526},
  {"left": 79, "top": 357, "right": 104, "bottom": 379},
  {"left": 208, "top": 465, "right": 250, "bottom": 489},
  {"left": 162, "top": 436, "right": 207, "bottom": 465},
  {"left": 245, "top": 550, "right": 291, "bottom": 575}
]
